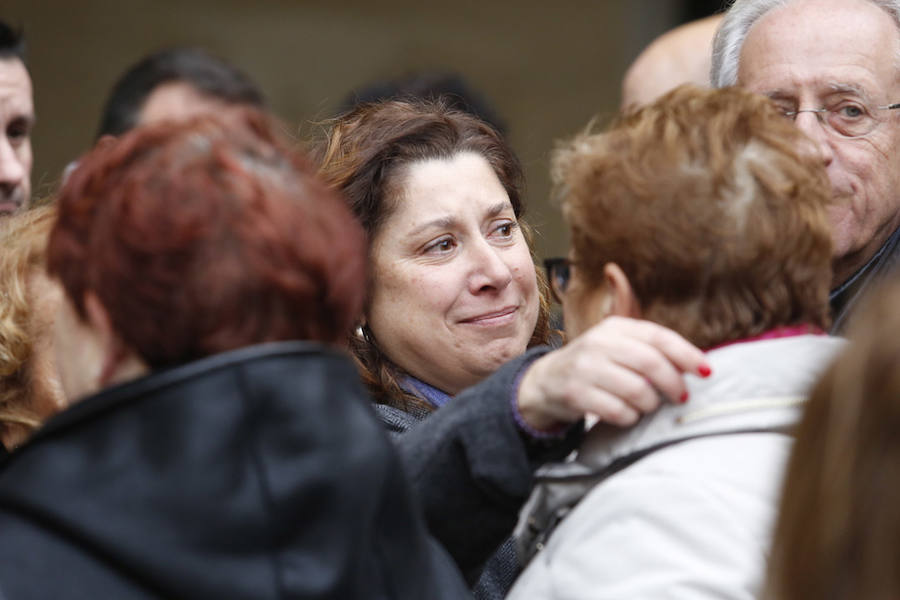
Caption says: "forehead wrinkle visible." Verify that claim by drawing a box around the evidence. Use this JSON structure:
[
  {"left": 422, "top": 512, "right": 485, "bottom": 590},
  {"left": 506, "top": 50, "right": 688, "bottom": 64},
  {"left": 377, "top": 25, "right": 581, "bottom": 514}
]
[
  {"left": 418, "top": 215, "right": 458, "bottom": 232},
  {"left": 825, "top": 81, "right": 872, "bottom": 101},
  {"left": 764, "top": 81, "right": 876, "bottom": 104},
  {"left": 414, "top": 201, "right": 509, "bottom": 233}
]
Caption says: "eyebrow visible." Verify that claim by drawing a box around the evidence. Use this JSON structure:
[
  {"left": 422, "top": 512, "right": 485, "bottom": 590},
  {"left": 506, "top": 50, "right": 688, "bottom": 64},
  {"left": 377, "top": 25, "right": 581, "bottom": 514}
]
[
  {"left": 825, "top": 81, "right": 873, "bottom": 102},
  {"left": 8, "top": 114, "right": 35, "bottom": 128},
  {"left": 484, "top": 201, "right": 511, "bottom": 219},
  {"left": 763, "top": 89, "right": 793, "bottom": 100},
  {"left": 764, "top": 82, "right": 874, "bottom": 103},
  {"left": 415, "top": 201, "right": 512, "bottom": 232}
]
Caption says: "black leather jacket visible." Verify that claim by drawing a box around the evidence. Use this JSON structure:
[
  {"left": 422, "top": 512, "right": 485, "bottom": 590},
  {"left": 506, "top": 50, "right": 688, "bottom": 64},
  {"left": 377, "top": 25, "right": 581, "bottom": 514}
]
[{"left": 0, "top": 342, "right": 469, "bottom": 600}]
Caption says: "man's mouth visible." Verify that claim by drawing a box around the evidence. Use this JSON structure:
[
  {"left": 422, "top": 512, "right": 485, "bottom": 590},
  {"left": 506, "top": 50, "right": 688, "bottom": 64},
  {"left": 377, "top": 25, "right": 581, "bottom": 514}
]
[{"left": 0, "top": 200, "right": 21, "bottom": 215}]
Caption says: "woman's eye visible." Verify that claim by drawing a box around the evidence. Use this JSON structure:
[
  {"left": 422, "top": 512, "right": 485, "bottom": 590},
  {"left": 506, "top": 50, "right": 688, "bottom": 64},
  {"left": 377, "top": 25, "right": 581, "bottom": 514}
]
[
  {"left": 492, "top": 221, "right": 517, "bottom": 238},
  {"left": 424, "top": 237, "right": 456, "bottom": 254}
]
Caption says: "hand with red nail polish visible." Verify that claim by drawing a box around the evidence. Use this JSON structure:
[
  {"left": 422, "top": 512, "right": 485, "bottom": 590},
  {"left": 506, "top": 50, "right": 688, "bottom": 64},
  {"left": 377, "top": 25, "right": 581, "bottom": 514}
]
[{"left": 517, "top": 316, "right": 707, "bottom": 429}]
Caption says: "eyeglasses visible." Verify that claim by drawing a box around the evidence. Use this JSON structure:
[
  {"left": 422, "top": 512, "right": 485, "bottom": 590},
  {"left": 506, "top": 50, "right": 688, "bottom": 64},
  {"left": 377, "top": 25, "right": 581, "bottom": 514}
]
[
  {"left": 775, "top": 101, "right": 900, "bottom": 139},
  {"left": 543, "top": 257, "right": 571, "bottom": 304}
]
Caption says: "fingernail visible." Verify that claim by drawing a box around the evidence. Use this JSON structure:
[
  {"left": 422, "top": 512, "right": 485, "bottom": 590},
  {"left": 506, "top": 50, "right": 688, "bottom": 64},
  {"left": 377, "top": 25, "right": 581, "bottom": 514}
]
[
  {"left": 698, "top": 364, "right": 712, "bottom": 378},
  {"left": 679, "top": 391, "right": 689, "bottom": 403}
]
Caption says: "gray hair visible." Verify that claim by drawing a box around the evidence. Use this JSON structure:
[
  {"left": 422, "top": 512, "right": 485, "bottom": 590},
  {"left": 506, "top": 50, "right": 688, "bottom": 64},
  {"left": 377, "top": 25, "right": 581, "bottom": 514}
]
[{"left": 711, "top": 0, "right": 900, "bottom": 88}]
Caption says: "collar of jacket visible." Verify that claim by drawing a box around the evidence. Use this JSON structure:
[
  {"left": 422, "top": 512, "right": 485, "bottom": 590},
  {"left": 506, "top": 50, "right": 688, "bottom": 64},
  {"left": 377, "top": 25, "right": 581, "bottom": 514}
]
[
  {"left": 0, "top": 340, "right": 470, "bottom": 599},
  {"left": 576, "top": 334, "right": 846, "bottom": 473},
  {"left": 513, "top": 335, "right": 846, "bottom": 567},
  {"left": 13, "top": 340, "right": 351, "bottom": 449},
  {"left": 830, "top": 222, "right": 900, "bottom": 332}
]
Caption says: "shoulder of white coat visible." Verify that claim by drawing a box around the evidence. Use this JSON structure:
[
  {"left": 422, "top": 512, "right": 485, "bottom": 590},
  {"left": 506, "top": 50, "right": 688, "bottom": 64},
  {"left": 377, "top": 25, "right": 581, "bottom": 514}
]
[{"left": 524, "top": 469, "right": 767, "bottom": 600}]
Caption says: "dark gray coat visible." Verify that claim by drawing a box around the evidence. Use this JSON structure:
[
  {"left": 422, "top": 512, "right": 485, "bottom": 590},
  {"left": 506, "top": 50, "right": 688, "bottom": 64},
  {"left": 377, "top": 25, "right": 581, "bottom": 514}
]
[
  {"left": 376, "top": 347, "right": 583, "bottom": 599},
  {"left": 830, "top": 223, "right": 900, "bottom": 332}
]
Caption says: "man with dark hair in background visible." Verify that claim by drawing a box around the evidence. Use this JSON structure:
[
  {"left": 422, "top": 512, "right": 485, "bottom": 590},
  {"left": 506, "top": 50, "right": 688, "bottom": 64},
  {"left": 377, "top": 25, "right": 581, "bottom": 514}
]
[
  {"left": 95, "top": 47, "right": 266, "bottom": 139},
  {"left": 0, "top": 21, "right": 33, "bottom": 216},
  {"left": 339, "top": 70, "right": 507, "bottom": 135}
]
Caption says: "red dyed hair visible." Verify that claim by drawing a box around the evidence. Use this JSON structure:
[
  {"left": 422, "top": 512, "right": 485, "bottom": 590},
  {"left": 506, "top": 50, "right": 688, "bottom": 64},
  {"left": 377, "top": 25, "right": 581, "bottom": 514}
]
[{"left": 48, "top": 110, "right": 366, "bottom": 367}]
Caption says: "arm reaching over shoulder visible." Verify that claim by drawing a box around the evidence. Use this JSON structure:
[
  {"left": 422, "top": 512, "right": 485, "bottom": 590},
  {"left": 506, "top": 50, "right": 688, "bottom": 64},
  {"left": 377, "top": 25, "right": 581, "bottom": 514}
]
[
  {"left": 517, "top": 316, "right": 711, "bottom": 431},
  {"left": 396, "top": 317, "right": 708, "bottom": 581}
]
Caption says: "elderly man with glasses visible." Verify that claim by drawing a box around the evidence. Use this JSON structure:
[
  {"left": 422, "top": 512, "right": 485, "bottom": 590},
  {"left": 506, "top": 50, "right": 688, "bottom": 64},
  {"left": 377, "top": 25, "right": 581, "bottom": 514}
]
[{"left": 712, "top": 0, "right": 900, "bottom": 332}]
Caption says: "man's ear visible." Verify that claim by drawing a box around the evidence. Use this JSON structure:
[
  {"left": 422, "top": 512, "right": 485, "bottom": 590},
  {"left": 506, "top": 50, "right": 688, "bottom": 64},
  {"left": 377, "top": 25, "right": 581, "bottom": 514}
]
[
  {"left": 603, "top": 263, "right": 642, "bottom": 318},
  {"left": 83, "top": 292, "right": 131, "bottom": 386}
]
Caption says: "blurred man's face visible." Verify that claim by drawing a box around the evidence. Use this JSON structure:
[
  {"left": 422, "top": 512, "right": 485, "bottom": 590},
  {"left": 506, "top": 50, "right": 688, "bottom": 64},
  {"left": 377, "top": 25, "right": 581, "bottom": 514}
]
[
  {"left": 138, "top": 81, "right": 234, "bottom": 127},
  {"left": 0, "top": 57, "right": 32, "bottom": 216}
]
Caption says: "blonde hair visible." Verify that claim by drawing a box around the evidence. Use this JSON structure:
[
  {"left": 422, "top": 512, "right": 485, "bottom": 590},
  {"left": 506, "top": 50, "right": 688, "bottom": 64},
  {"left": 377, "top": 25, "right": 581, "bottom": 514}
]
[
  {"left": 553, "top": 85, "right": 832, "bottom": 348},
  {"left": 0, "top": 205, "right": 56, "bottom": 433}
]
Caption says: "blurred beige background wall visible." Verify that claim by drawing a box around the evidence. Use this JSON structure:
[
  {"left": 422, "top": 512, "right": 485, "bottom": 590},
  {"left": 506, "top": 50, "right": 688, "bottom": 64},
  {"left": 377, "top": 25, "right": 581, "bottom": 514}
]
[{"left": 5, "top": 0, "right": 695, "bottom": 258}]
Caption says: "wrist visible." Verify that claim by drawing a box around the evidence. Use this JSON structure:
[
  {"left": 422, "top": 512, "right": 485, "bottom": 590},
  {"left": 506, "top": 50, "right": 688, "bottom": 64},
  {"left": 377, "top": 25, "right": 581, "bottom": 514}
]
[{"left": 513, "top": 362, "right": 569, "bottom": 438}]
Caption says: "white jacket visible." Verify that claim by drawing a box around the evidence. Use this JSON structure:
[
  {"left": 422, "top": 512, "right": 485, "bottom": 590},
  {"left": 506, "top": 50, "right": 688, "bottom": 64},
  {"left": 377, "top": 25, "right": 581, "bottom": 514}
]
[{"left": 508, "top": 334, "right": 845, "bottom": 600}]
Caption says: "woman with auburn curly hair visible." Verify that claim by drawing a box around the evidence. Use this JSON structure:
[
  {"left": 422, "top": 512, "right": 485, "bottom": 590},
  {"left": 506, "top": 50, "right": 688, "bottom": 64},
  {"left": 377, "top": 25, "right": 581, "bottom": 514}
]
[
  {"left": 509, "top": 85, "right": 845, "bottom": 599},
  {"left": 766, "top": 278, "right": 900, "bottom": 600},
  {"left": 0, "top": 110, "right": 471, "bottom": 599},
  {"left": 0, "top": 206, "right": 66, "bottom": 452},
  {"left": 316, "top": 99, "right": 709, "bottom": 597}
]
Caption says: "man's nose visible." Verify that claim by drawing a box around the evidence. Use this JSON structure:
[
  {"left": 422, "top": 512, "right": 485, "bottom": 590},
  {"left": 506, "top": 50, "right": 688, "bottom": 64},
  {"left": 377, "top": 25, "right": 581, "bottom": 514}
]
[
  {"left": 0, "top": 138, "right": 25, "bottom": 197},
  {"left": 793, "top": 111, "right": 834, "bottom": 167}
]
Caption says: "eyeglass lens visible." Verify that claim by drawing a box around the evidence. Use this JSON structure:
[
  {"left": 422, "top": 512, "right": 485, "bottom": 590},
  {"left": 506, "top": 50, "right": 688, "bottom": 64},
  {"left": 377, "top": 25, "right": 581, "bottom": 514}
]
[
  {"left": 544, "top": 258, "right": 570, "bottom": 302},
  {"left": 781, "top": 103, "right": 888, "bottom": 138}
]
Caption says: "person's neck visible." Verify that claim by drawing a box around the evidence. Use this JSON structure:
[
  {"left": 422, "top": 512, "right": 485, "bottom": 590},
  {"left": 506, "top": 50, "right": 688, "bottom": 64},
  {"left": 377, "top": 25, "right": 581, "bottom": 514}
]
[
  {"left": 703, "top": 324, "right": 825, "bottom": 353},
  {"left": 833, "top": 250, "right": 871, "bottom": 289},
  {"left": 832, "top": 231, "right": 894, "bottom": 289}
]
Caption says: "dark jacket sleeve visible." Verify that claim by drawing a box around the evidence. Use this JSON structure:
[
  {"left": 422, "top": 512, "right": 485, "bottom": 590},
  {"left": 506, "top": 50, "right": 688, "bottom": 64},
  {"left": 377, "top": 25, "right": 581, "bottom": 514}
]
[{"left": 394, "top": 346, "right": 584, "bottom": 582}]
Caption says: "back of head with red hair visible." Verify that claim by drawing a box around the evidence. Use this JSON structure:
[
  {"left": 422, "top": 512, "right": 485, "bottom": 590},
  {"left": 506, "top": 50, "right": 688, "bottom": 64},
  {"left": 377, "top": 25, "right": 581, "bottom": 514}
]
[{"left": 48, "top": 110, "right": 366, "bottom": 368}]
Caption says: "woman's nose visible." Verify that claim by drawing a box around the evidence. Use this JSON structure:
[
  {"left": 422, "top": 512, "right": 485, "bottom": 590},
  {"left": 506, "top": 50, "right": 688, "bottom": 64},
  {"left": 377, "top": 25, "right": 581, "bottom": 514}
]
[{"left": 467, "top": 239, "right": 513, "bottom": 293}]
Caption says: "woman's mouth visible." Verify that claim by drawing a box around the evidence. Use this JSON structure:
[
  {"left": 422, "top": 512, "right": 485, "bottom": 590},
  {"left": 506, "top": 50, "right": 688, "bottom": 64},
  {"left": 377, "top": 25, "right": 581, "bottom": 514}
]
[{"left": 460, "top": 306, "right": 518, "bottom": 325}]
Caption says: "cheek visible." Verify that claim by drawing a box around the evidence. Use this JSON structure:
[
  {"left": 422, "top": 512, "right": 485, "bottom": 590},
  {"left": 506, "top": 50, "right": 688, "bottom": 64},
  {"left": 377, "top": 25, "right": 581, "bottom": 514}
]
[
  {"left": 842, "top": 138, "right": 893, "bottom": 189},
  {"left": 367, "top": 263, "right": 457, "bottom": 333},
  {"left": 560, "top": 285, "right": 591, "bottom": 338},
  {"left": 508, "top": 246, "right": 539, "bottom": 304},
  {"left": 844, "top": 150, "right": 898, "bottom": 225},
  {"left": 28, "top": 346, "right": 67, "bottom": 418},
  {"left": 20, "top": 142, "right": 32, "bottom": 170},
  {"left": 52, "top": 305, "right": 85, "bottom": 400},
  {"left": 562, "top": 283, "right": 609, "bottom": 338},
  {"left": 561, "top": 302, "right": 583, "bottom": 338}
]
